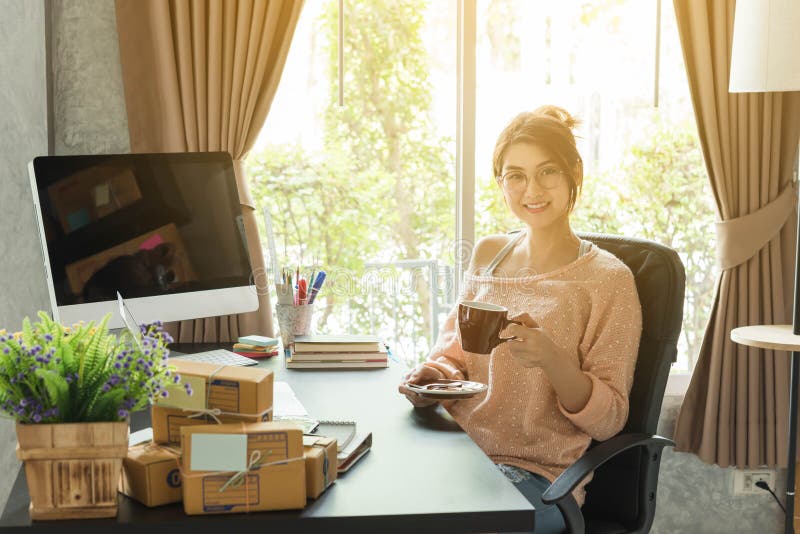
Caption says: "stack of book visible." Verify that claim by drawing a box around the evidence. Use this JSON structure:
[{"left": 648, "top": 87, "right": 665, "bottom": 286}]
[
  {"left": 286, "top": 335, "right": 389, "bottom": 369},
  {"left": 233, "top": 335, "right": 279, "bottom": 359}
]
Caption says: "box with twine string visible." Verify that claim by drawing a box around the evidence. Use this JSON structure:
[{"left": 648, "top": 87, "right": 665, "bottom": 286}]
[
  {"left": 179, "top": 422, "right": 306, "bottom": 515},
  {"left": 151, "top": 359, "right": 274, "bottom": 444}
]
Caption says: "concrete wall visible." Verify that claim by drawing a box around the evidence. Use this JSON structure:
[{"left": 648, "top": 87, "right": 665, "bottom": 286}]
[
  {"left": 0, "top": 0, "right": 50, "bottom": 512},
  {"left": 51, "top": 0, "right": 129, "bottom": 155},
  {"left": 0, "top": 2, "right": 790, "bottom": 532},
  {"left": 0, "top": 0, "right": 129, "bottom": 513},
  {"left": 652, "top": 396, "right": 785, "bottom": 533}
]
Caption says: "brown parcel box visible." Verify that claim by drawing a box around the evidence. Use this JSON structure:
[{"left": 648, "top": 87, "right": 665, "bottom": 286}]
[
  {"left": 152, "top": 360, "right": 274, "bottom": 444},
  {"left": 151, "top": 405, "right": 272, "bottom": 444},
  {"left": 120, "top": 442, "right": 183, "bottom": 507},
  {"left": 180, "top": 422, "right": 306, "bottom": 515},
  {"left": 303, "top": 435, "right": 337, "bottom": 498}
]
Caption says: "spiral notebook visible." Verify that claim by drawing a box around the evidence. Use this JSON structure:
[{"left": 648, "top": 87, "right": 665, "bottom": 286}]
[{"left": 314, "top": 420, "right": 357, "bottom": 452}]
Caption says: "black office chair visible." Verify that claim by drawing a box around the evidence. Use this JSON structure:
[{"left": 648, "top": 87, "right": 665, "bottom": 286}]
[{"left": 540, "top": 233, "right": 686, "bottom": 534}]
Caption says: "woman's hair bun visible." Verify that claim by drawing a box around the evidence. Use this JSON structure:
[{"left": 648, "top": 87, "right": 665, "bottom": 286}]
[{"left": 532, "top": 105, "right": 580, "bottom": 131}]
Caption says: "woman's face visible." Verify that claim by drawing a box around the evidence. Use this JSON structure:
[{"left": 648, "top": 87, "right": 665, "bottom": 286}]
[{"left": 499, "top": 142, "right": 572, "bottom": 230}]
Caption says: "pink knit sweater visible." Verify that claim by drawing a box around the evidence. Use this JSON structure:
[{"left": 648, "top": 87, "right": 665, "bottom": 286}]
[{"left": 423, "top": 245, "right": 642, "bottom": 506}]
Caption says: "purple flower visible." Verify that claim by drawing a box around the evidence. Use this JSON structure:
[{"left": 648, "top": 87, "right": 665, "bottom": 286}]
[
  {"left": 102, "top": 384, "right": 111, "bottom": 392},
  {"left": 32, "top": 414, "right": 42, "bottom": 423},
  {"left": 160, "top": 390, "right": 169, "bottom": 398},
  {"left": 44, "top": 334, "right": 53, "bottom": 342},
  {"left": 184, "top": 383, "right": 193, "bottom": 396},
  {"left": 117, "top": 409, "right": 129, "bottom": 419},
  {"left": 114, "top": 362, "right": 122, "bottom": 369},
  {"left": 172, "top": 374, "right": 180, "bottom": 384},
  {"left": 2, "top": 347, "right": 8, "bottom": 354}
]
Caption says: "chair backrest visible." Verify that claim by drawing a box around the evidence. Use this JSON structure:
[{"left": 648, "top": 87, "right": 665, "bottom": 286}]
[{"left": 577, "top": 233, "right": 686, "bottom": 532}]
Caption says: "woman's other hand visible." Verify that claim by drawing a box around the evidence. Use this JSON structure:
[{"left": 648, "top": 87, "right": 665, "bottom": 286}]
[
  {"left": 503, "top": 312, "right": 565, "bottom": 370},
  {"left": 398, "top": 363, "right": 442, "bottom": 407}
]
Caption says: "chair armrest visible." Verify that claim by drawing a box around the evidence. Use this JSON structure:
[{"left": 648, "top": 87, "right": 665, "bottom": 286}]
[{"left": 541, "top": 433, "right": 674, "bottom": 506}]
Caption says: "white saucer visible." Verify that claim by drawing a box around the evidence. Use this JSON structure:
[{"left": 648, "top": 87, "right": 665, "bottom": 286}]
[{"left": 406, "top": 379, "right": 488, "bottom": 399}]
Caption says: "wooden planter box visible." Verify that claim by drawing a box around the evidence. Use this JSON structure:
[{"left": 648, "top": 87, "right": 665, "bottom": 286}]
[{"left": 15, "top": 421, "right": 129, "bottom": 520}]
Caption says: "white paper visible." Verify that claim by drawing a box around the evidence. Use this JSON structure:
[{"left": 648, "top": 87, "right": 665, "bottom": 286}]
[
  {"left": 94, "top": 183, "right": 111, "bottom": 206},
  {"left": 190, "top": 434, "right": 247, "bottom": 472},
  {"left": 273, "top": 381, "right": 308, "bottom": 417},
  {"left": 129, "top": 427, "right": 153, "bottom": 447}
]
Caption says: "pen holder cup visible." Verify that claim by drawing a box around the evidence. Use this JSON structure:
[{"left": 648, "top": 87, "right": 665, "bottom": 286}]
[{"left": 276, "top": 303, "right": 314, "bottom": 347}]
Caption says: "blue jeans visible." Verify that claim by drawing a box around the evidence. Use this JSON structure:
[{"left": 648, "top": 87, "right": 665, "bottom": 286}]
[{"left": 498, "top": 464, "right": 567, "bottom": 534}]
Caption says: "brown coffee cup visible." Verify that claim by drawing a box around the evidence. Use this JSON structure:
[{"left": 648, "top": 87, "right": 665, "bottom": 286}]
[{"left": 457, "top": 301, "right": 522, "bottom": 354}]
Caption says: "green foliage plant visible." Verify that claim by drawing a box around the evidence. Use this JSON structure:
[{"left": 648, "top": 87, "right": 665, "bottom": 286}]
[{"left": 0, "top": 312, "right": 190, "bottom": 424}]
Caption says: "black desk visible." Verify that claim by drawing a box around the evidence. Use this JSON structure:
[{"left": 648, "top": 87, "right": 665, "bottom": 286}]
[{"left": 1, "top": 344, "right": 535, "bottom": 532}]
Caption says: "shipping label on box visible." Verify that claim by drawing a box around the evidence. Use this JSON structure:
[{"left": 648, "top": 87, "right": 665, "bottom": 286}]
[
  {"left": 157, "top": 359, "right": 273, "bottom": 416},
  {"left": 179, "top": 422, "right": 306, "bottom": 515},
  {"left": 119, "top": 442, "right": 183, "bottom": 507},
  {"left": 303, "top": 435, "right": 337, "bottom": 499},
  {"left": 151, "top": 405, "right": 272, "bottom": 445}
]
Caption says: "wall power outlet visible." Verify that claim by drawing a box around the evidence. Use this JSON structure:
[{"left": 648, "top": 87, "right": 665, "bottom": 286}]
[{"left": 732, "top": 470, "right": 776, "bottom": 495}]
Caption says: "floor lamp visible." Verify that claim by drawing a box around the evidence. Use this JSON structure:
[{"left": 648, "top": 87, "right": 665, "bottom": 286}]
[{"left": 728, "top": 1, "right": 800, "bottom": 533}]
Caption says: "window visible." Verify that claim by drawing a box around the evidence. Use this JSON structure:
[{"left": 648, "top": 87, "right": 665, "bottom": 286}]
[
  {"left": 249, "top": 0, "right": 715, "bottom": 378},
  {"left": 250, "top": 0, "right": 458, "bottom": 366}
]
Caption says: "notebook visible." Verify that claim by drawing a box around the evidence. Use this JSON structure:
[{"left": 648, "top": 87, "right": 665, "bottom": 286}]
[
  {"left": 337, "top": 431, "right": 372, "bottom": 473},
  {"left": 315, "top": 420, "right": 357, "bottom": 452},
  {"left": 293, "top": 335, "right": 382, "bottom": 353},
  {"left": 290, "top": 345, "right": 388, "bottom": 361},
  {"left": 285, "top": 357, "right": 388, "bottom": 369}
]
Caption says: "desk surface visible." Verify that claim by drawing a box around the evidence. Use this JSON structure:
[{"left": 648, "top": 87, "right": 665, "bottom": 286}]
[{"left": 1, "top": 344, "right": 534, "bottom": 532}]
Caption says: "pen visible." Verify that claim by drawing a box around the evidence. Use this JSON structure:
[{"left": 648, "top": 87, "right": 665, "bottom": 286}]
[
  {"left": 307, "top": 271, "right": 326, "bottom": 304},
  {"left": 308, "top": 270, "right": 316, "bottom": 294},
  {"left": 298, "top": 278, "right": 308, "bottom": 304}
]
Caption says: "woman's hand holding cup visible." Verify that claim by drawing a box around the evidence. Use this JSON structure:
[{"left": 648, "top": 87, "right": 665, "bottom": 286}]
[{"left": 501, "top": 312, "right": 563, "bottom": 370}]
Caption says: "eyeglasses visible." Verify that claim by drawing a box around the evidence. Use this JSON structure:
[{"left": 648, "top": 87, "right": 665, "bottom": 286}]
[{"left": 497, "top": 166, "right": 569, "bottom": 193}]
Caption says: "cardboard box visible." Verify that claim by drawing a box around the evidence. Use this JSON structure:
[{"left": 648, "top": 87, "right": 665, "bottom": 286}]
[
  {"left": 119, "top": 442, "right": 183, "bottom": 507},
  {"left": 151, "top": 360, "right": 274, "bottom": 444},
  {"left": 151, "top": 405, "right": 272, "bottom": 444},
  {"left": 303, "top": 435, "right": 337, "bottom": 499},
  {"left": 180, "top": 422, "right": 306, "bottom": 515},
  {"left": 160, "top": 359, "right": 273, "bottom": 415}
]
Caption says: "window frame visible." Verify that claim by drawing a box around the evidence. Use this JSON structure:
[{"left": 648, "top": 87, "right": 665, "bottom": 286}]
[{"left": 454, "top": 0, "right": 690, "bottom": 397}]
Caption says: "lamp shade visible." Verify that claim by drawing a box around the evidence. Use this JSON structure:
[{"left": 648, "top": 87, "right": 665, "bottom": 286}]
[{"left": 729, "top": 0, "right": 800, "bottom": 93}]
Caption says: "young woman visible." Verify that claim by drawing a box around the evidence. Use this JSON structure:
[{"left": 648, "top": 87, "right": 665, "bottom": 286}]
[{"left": 398, "top": 105, "right": 642, "bottom": 534}]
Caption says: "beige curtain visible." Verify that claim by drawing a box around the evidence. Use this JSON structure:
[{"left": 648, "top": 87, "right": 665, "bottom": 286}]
[
  {"left": 673, "top": 0, "right": 800, "bottom": 468},
  {"left": 115, "top": 0, "right": 304, "bottom": 342}
]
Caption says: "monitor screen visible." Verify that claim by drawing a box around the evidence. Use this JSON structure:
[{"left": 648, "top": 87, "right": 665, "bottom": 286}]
[{"left": 29, "top": 152, "right": 258, "bottom": 327}]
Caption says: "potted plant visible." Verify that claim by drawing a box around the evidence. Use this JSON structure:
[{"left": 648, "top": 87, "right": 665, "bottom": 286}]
[{"left": 0, "top": 312, "right": 189, "bottom": 520}]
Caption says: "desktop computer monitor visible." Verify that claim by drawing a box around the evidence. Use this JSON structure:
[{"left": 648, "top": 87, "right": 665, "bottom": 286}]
[{"left": 28, "top": 151, "right": 259, "bottom": 329}]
